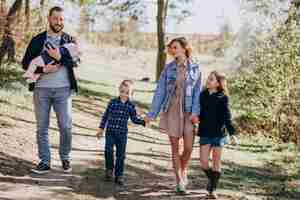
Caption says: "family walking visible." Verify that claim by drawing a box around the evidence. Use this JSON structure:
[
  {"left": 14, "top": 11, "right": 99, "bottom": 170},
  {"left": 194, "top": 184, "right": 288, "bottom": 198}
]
[{"left": 22, "top": 6, "right": 238, "bottom": 200}]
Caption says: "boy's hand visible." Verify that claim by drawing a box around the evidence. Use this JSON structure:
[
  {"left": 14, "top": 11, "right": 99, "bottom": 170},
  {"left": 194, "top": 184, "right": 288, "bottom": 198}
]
[
  {"left": 96, "top": 128, "right": 104, "bottom": 139},
  {"left": 230, "top": 135, "right": 238, "bottom": 146}
]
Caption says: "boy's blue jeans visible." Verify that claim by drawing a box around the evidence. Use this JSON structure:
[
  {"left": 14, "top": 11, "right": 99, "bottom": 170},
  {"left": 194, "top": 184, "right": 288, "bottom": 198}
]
[{"left": 105, "top": 132, "right": 127, "bottom": 177}]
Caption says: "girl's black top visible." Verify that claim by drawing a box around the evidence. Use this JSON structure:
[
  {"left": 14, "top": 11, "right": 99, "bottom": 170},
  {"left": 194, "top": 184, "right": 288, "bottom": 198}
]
[{"left": 198, "top": 89, "right": 235, "bottom": 138}]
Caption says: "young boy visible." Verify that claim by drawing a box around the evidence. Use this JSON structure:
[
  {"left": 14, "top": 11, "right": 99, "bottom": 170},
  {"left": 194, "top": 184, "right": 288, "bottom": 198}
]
[{"left": 96, "top": 80, "right": 146, "bottom": 186}]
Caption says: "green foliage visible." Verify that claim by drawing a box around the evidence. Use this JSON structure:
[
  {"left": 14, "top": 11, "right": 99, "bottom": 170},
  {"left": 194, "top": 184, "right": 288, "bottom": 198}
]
[
  {"left": 231, "top": 19, "right": 300, "bottom": 142},
  {"left": 79, "top": 0, "right": 97, "bottom": 6}
]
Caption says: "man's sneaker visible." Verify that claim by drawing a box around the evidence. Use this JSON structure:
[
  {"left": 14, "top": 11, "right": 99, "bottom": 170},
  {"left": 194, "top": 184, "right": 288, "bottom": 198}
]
[
  {"left": 115, "top": 176, "right": 125, "bottom": 186},
  {"left": 31, "top": 162, "right": 51, "bottom": 174},
  {"left": 105, "top": 169, "right": 113, "bottom": 181},
  {"left": 62, "top": 160, "right": 72, "bottom": 173}
]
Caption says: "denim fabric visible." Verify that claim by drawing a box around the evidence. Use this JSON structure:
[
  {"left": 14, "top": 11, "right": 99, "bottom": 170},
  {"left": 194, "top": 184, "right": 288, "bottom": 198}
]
[
  {"left": 199, "top": 136, "right": 229, "bottom": 147},
  {"left": 33, "top": 87, "right": 72, "bottom": 165},
  {"left": 147, "top": 60, "right": 201, "bottom": 119},
  {"left": 105, "top": 133, "right": 127, "bottom": 177}
]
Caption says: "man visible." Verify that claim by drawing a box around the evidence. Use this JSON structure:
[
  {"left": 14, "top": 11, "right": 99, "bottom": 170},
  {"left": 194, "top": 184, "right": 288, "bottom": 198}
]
[{"left": 22, "top": 6, "right": 79, "bottom": 174}]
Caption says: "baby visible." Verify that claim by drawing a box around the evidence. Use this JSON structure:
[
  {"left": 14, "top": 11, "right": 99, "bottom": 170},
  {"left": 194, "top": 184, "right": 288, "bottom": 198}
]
[{"left": 23, "top": 42, "right": 80, "bottom": 83}]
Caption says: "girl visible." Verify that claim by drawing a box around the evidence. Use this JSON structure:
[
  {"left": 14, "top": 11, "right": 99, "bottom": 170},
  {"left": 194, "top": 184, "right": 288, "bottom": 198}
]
[
  {"left": 145, "top": 37, "right": 201, "bottom": 194},
  {"left": 198, "top": 71, "right": 238, "bottom": 199}
]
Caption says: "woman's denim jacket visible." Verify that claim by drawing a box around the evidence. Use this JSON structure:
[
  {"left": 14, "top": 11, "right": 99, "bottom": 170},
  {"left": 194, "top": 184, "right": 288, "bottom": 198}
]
[{"left": 147, "top": 60, "right": 201, "bottom": 119}]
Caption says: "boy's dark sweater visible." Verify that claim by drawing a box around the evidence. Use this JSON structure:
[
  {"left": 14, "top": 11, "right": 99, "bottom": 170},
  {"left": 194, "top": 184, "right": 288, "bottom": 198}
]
[
  {"left": 99, "top": 97, "right": 145, "bottom": 134},
  {"left": 198, "top": 89, "right": 235, "bottom": 138}
]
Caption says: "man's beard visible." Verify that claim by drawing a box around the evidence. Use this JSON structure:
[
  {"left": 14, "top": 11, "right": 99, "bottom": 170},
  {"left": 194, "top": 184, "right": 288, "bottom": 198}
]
[{"left": 49, "top": 24, "right": 64, "bottom": 33}]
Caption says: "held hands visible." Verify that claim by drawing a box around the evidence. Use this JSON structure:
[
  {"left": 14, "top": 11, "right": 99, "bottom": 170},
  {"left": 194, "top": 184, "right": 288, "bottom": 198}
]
[
  {"left": 190, "top": 115, "right": 199, "bottom": 135},
  {"left": 96, "top": 128, "right": 104, "bottom": 139},
  {"left": 144, "top": 116, "right": 154, "bottom": 127}
]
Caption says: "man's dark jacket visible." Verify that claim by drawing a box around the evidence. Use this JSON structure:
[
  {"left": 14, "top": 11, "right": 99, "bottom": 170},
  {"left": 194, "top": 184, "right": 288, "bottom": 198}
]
[{"left": 21, "top": 31, "right": 79, "bottom": 92}]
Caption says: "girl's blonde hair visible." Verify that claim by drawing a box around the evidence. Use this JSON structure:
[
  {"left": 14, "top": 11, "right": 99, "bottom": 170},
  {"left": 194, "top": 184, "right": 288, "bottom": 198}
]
[
  {"left": 209, "top": 71, "right": 229, "bottom": 96},
  {"left": 167, "top": 37, "right": 192, "bottom": 58}
]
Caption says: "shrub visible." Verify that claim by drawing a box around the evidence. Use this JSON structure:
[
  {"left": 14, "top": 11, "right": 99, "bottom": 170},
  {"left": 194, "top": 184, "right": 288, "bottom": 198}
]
[{"left": 231, "top": 19, "right": 300, "bottom": 143}]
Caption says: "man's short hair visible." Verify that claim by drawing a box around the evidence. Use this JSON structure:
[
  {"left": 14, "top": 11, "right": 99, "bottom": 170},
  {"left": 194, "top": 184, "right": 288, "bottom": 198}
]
[{"left": 49, "top": 6, "right": 64, "bottom": 16}]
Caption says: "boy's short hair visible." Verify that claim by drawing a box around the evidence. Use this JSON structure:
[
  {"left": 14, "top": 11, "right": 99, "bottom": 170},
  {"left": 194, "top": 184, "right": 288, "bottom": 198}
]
[
  {"left": 119, "top": 80, "right": 134, "bottom": 96},
  {"left": 120, "top": 80, "right": 134, "bottom": 88},
  {"left": 120, "top": 80, "right": 133, "bottom": 86}
]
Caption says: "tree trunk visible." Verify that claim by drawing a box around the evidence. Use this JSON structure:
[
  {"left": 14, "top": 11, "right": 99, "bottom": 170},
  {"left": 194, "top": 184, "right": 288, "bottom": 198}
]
[
  {"left": 156, "top": 0, "right": 168, "bottom": 81},
  {"left": 119, "top": 21, "right": 125, "bottom": 46},
  {"left": 79, "top": 5, "right": 89, "bottom": 35},
  {"left": 0, "top": 0, "right": 7, "bottom": 35},
  {"left": 40, "top": 0, "right": 45, "bottom": 7},
  {"left": 25, "top": 0, "right": 30, "bottom": 29},
  {"left": 0, "top": 0, "right": 22, "bottom": 65},
  {"left": 37, "top": 0, "right": 45, "bottom": 31}
]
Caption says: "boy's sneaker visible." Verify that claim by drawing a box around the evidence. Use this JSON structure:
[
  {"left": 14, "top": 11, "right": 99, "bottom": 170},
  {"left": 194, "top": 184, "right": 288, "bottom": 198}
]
[
  {"left": 31, "top": 162, "right": 51, "bottom": 174},
  {"left": 62, "top": 160, "right": 72, "bottom": 173},
  {"left": 206, "top": 192, "right": 218, "bottom": 199},
  {"left": 105, "top": 169, "right": 113, "bottom": 181},
  {"left": 115, "top": 176, "right": 125, "bottom": 186}
]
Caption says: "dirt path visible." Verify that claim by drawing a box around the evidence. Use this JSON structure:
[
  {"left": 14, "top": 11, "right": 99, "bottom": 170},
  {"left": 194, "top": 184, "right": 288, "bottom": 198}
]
[{"left": 0, "top": 39, "right": 295, "bottom": 200}]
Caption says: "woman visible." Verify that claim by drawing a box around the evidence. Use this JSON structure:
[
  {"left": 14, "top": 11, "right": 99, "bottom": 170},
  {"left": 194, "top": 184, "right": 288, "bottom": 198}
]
[{"left": 145, "top": 37, "right": 201, "bottom": 193}]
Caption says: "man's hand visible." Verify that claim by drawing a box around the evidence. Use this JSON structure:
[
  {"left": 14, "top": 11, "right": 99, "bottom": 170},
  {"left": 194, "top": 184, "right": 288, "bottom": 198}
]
[
  {"left": 47, "top": 47, "right": 61, "bottom": 61},
  {"left": 96, "top": 128, "right": 104, "bottom": 139},
  {"left": 43, "top": 62, "right": 59, "bottom": 73}
]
